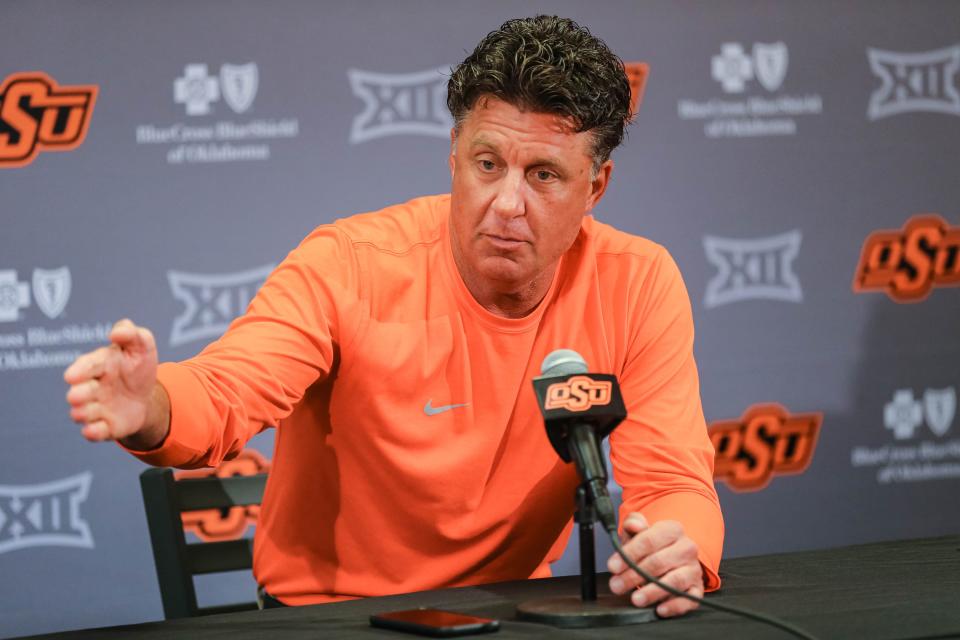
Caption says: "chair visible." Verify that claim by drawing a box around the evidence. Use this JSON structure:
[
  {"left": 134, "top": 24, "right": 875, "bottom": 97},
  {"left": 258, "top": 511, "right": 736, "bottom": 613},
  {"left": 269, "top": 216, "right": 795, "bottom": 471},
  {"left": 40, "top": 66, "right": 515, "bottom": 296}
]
[{"left": 139, "top": 467, "right": 268, "bottom": 619}]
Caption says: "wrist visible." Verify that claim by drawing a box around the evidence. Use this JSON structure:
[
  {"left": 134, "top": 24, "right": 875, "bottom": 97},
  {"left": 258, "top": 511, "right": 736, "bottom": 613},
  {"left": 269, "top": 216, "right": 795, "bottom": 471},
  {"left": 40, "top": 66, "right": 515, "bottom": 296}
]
[{"left": 119, "top": 383, "right": 170, "bottom": 451}]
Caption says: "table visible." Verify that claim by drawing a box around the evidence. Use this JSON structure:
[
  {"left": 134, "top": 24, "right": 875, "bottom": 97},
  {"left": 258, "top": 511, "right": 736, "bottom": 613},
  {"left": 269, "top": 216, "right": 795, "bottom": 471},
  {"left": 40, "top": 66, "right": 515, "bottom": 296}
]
[{"left": 21, "top": 535, "right": 960, "bottom": 640}]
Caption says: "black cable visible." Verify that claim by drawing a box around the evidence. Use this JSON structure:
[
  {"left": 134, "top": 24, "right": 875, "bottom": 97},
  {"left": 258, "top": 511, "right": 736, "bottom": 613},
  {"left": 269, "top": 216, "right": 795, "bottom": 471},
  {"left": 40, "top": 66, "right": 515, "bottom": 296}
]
[{"left": 608, "top": 532, "right": 820, "bottom": 640}]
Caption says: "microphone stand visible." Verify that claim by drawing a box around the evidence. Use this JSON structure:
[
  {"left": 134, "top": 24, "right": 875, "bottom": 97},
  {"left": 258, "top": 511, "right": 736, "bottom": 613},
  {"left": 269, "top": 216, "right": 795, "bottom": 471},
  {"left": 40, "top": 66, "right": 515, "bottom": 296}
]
[
  {"left": 576, "top": 486, "right": 597, "bottom": 602},
  {"left": 516, "top": 483, "right": 657, "bottom": 628}
]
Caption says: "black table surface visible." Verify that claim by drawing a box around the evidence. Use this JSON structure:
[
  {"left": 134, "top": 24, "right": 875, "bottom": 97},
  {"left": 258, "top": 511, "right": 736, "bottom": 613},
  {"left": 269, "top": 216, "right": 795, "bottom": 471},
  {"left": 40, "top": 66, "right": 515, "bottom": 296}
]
[{"left": 21, "top": 535, "right": 960, "bottom": 640}]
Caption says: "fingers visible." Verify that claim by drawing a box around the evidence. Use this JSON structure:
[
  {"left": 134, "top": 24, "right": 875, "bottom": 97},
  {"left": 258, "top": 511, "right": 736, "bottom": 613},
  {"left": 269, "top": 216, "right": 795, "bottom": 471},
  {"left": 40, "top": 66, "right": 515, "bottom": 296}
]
[
  {"left": 64, "top": 318, "right": 156, "bottom": 386},
  {"left": 631, "top": 562, "right": 703, "bottom": 614},
  {"left": 611, "top": 528, "right": 698, "bottom": 592},
  {"left": 651, "top": 581, "right": 704, "bottom": 618},
  {"left": 64, "top": 318, "right": 158, "bottom": 445},
  {"left": 109, "top": 318, "right": 137, "bottom": 343},
  {"left": 71, "top": 402, "right": 118, "bottom": 441},
  {"left": 608, "top": 516, "right": 682, "bottom": 579},
  {"left": 608, "top": 513, "right": 649, "bottom": 573},
  {"left": 109, "top": 319, "right": 156, "bottom": 355},
  {"left": 69, "top": 400, "right": 103, "bottom": 424},
  {"left": 623, "top": 512, "right": 649, "bottom": 534},
  {"left": 64, "top": 346, "right": 110, "bottom": 384},
  {"left": 80, "top": 420, "right": 112, "bottom": 442},
  {"left": 606, "top": 515, "right": 706, "bottom": 617},
  {"left": 66, "top": 379, "right": 99, "bottom": 406}
]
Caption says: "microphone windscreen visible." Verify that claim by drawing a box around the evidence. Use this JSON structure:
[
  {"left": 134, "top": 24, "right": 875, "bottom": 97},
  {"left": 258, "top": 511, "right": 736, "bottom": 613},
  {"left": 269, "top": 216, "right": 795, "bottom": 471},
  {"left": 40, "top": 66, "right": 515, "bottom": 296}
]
[{"left": 540, "top": 349, "right": 588, "bottom": 377}]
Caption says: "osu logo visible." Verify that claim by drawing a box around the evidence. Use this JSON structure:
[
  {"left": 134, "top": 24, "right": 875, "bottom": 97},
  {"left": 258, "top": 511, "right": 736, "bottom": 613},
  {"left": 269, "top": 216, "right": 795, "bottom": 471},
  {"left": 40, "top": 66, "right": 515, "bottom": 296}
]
[
  {"left": 853, "top": 214, "right": 960, "bottom": 302},
  {"left": 544, "top": 375, "right": 612, "bottom": 412},
  {"left": 168, "top": 264, "right": 274, "bottom": 347},
  {"left": 0, "top": 72, "right": 97, "bottom": 168},
  {"left": 623, "top": 62, "right": 650, "bottom": 115},
  {"left": 176, "top": 449, "right": 270, "bottom": 542},
  {"left": 710, "top": 404, "right": 822, "bottom": 492}
]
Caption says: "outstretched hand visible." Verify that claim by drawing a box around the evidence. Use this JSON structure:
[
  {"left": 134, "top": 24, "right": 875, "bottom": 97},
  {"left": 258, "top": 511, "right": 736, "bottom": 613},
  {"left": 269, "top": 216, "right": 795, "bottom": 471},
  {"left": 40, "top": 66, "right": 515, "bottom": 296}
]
[{"left": 64, "top": 318, "right": 163, "bottom": 445}]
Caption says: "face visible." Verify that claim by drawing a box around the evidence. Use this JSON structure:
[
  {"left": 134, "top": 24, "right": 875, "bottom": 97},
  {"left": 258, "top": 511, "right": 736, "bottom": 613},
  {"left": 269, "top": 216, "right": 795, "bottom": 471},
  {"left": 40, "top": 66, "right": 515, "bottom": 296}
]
[{"left": 448, "top": 97, "right": 612, "bottom": 297}]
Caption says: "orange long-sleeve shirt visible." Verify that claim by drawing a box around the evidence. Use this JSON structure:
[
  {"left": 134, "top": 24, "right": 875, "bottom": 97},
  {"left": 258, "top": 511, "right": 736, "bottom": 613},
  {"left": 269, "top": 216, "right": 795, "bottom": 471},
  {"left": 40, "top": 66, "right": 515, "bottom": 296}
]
[{"left": 128, "top": 194, "right": 723, "bottom": 603}]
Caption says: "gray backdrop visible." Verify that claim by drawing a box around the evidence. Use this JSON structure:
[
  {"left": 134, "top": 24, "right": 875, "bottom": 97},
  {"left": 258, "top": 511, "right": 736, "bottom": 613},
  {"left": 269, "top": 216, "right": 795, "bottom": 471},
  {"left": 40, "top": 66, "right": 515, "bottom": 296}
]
[{"left": 1, "top": 1, "right": 958, "bottom": 636}]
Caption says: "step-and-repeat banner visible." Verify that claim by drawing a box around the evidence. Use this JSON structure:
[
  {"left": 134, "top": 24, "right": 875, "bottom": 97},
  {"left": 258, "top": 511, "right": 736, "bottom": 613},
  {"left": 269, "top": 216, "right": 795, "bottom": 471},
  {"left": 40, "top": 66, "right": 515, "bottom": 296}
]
[{"left": 2, "top": 1, "right": 958, "bottom": 636}]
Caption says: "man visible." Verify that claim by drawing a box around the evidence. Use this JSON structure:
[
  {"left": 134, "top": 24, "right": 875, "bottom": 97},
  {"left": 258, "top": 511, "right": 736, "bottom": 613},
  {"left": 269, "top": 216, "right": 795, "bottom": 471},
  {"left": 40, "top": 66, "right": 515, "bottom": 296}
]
[{"left": 64, "top": 16, "right": 722, "bottom": 618}]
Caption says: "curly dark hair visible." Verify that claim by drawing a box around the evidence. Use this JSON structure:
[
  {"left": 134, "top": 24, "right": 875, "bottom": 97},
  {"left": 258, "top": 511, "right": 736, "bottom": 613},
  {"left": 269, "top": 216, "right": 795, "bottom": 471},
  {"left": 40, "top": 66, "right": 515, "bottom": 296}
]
[{"left": 447, "top": 15, "right": 633, "bottom": 171}]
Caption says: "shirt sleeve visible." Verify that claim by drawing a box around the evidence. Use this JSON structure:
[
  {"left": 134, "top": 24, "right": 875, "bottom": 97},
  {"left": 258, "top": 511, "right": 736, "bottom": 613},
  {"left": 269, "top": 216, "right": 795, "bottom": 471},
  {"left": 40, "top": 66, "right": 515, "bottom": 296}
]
[
  {"left": 609, "top": 246, "right": 724, "bottom": 591},
  {"left": 121, "top": 225, "right": 363, "bottom": 469}
]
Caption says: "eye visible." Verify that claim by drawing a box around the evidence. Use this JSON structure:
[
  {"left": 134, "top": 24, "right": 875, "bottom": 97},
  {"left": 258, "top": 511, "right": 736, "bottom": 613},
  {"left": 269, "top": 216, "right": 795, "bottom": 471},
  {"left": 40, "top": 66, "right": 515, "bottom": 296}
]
[
  {"left": 478, "top": 159, "right": 497, "bottom": 172},
  {"left": 533, "top": 169, "right": 557, "bottom": 182}
]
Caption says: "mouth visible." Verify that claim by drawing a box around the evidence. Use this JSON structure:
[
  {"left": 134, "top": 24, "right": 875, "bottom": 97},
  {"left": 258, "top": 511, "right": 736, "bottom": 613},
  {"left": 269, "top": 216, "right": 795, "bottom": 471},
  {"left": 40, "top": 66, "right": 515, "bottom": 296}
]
[{"left": 482, "top": 233, "right": 529, "bottom": 249}]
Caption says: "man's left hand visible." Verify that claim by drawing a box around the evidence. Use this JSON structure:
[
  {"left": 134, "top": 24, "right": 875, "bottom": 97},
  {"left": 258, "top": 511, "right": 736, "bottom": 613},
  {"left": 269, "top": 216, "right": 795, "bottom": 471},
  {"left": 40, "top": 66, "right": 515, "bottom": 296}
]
[{"left": 607, "top": 513, "right": 704, "bottom": 618}]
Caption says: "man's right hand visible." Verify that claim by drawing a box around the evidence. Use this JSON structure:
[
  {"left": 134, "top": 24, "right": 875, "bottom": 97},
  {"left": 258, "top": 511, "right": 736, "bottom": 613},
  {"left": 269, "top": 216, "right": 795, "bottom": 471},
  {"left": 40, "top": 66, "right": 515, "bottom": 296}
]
[{"left": 64, "top": 318, "right": 170, "bottom": 449}]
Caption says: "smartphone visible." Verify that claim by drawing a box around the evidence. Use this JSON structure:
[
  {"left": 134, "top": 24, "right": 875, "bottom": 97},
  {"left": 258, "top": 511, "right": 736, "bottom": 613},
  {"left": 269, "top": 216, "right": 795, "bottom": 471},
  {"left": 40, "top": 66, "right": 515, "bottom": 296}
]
[{"left": 369, "top": 608, "right": 500, "bottom": 637}]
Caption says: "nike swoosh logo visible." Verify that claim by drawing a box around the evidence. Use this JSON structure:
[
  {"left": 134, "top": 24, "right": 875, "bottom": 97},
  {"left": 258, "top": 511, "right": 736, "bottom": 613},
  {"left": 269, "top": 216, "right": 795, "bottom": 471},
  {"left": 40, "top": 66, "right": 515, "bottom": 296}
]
[{"left": 424, "top": 400, "right": 470, "bottom": 416}]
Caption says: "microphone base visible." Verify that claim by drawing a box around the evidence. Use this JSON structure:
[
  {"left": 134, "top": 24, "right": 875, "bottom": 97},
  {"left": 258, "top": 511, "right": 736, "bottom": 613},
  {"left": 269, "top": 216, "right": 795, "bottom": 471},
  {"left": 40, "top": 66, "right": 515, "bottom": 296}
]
[{"left": 516, "top": 595, "right": 657, "bottom": 628}]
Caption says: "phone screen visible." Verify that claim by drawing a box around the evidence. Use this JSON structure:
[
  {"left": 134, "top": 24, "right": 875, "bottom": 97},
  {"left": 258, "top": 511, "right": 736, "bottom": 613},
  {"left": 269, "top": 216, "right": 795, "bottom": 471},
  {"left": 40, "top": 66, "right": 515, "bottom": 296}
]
[{"left": 370, "top": 608, "right": 500, "bottom": 637}]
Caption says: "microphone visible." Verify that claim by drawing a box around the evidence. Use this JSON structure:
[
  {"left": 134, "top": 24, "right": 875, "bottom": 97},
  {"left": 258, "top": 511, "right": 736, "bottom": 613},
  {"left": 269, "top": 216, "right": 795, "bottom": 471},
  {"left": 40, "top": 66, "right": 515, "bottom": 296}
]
[
  {"left": 518, "top": 349, "right": 653, "bottom": 627},
  {"left": 526, "top": 352, "right": 821, "bottom": 638},
  {"left": 533, "top": 349, "right": 627, "bottom": 532}
]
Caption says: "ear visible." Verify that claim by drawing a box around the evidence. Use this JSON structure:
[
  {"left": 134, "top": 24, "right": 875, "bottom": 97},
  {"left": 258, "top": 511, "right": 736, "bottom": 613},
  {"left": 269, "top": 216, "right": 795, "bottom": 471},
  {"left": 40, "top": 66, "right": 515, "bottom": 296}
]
[
  {"left": 448, "top": 127, "right": 457, "bottom": 177},
  {"left": 584, "top": 160, "right": 614, "bottom": 214}
]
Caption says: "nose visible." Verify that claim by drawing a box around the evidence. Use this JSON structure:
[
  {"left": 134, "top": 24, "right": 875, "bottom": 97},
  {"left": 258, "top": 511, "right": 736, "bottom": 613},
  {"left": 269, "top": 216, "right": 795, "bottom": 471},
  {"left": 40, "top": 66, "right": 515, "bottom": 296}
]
[{"left": 489, "top": 168, "right": 525, "bottom": 220}]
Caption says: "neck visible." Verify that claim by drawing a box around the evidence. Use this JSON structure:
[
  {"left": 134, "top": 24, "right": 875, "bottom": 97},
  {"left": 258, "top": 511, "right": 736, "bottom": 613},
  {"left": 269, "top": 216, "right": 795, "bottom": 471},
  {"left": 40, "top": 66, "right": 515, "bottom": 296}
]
[
  {"left": 475, "top": 278, "right": 555, "bottom": 319},
  {"left": 455, "top": 257, "right": 559, "bottom": 319}
]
